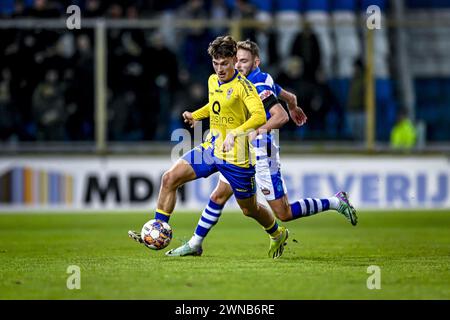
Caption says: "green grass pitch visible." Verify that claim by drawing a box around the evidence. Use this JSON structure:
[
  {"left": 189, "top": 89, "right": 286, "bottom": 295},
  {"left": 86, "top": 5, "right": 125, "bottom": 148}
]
[{"left": 0, "top": 210, "right": 449, "bottom": 300}]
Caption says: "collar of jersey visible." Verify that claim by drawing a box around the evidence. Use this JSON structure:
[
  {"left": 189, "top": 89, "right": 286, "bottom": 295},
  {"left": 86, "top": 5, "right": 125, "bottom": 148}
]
[
  {"left": 218, "top": 69, "right": 238, "bottom": 86},
  {"left": 247, "top": 67, "right": 261, "bottom": 82}
]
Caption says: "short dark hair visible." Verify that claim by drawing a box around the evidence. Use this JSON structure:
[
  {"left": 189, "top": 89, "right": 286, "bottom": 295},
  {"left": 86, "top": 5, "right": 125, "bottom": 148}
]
[
  {"left": 207, "top": 35, "right": 237, "bottom": 59},
  {"left": 236, "top": 39, "right": 260, "bottom": 58}
]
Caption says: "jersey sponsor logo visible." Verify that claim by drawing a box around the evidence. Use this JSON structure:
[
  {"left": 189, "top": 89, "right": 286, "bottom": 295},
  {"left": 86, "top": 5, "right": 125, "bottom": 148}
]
[
  {"left": 212, "top": 101, "right": 221, "bottom": 115},
  {"left": 260, "top": 90, "right": 274, "bottom": 101},
  {"left": 210, "top": 101, "right": 235, "bottom": 125},
  {"left": 211, "top": 114, "right": 235, "bottom": 125}
]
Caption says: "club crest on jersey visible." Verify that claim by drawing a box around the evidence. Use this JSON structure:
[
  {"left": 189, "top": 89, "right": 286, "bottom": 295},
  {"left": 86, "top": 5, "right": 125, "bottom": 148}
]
[{"left": 226, "top": 88, "right": 233, "bottom": 99}]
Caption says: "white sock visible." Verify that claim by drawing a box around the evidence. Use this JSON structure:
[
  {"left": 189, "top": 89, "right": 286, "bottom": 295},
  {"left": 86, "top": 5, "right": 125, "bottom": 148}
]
[{"left": 329, "top": 196, "right": 340, "bottom": 210}]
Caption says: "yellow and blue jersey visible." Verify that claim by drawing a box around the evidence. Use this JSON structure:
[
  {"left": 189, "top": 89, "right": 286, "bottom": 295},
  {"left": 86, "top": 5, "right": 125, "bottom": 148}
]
[{"left": 191, "top": 70, "right": 266, "bottom": 168}]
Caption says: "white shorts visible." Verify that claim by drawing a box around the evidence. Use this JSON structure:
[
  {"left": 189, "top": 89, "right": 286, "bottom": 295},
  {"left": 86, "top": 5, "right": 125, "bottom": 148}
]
[{"left": 219, "top": 133, "right": 287, "bottom": 201}]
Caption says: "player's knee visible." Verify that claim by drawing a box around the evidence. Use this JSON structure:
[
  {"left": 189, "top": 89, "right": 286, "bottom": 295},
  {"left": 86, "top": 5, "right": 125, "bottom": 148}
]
[
  {"left": 161, "top": 170, "right": 180, "bottom": 189},
  {"left": 210, "top": 192, "right": 227, "bottom": 206}
]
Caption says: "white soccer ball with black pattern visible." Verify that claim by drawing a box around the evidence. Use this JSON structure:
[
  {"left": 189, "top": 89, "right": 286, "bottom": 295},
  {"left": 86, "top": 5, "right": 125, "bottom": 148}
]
[{"left": 141, "top": 219, "right": 173, "bottom": 250}]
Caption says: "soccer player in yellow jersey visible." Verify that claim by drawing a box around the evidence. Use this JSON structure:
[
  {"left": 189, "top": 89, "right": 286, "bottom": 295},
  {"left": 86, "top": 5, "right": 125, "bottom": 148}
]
[
  {"left": 166, "top": 40, "right": 357, "bottom": 259},
  {"left": 129, "top": 35, "right": 288, "bottom": 258}
]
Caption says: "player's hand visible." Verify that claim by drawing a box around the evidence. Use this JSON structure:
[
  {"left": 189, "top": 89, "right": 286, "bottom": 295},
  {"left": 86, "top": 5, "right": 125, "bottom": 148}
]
[
  {"left": 289, "top": 106, "right": 307, "bottom": 127},
  {"left": 222, "top": 133, "right": 235, "bottom": 152},
  {"left": 182, "top": 111, "right": 197, "bottom": 128},
  {"left": 248, "top": 129, "right": 259, "bottom": 142}
]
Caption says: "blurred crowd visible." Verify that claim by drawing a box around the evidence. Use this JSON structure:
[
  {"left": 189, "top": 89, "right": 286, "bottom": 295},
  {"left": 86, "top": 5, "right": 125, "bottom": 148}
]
[{"left": 0, "top": 0, "right": 398, "bottom": 144}]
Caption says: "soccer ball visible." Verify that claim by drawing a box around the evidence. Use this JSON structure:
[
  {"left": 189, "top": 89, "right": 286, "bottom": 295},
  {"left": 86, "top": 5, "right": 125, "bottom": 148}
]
[{"left": 141, "top": 219, "right": 173, "bottom": 250}]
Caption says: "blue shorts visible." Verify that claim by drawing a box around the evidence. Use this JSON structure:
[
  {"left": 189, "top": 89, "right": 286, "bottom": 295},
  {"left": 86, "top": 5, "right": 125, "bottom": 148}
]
[{"left": 182, "top": 145, "right": 256, "bottom": 199}]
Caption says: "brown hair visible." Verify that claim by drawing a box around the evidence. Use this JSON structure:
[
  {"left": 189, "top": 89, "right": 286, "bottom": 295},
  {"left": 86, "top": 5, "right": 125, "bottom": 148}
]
[
  {"left": 236, "top": 39, "right": 260, "bottom": 58},
  {"left": 207, "top": 35, "right": 237, "bottom": 59}
]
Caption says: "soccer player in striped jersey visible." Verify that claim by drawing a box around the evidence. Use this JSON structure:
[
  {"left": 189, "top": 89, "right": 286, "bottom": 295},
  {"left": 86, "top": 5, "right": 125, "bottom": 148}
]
[
  {"left": 167, "top": 40, "right": 357, "bottom": 258},
  {"left": 129, "top": 36, "right": 288, "bottom": 257}
]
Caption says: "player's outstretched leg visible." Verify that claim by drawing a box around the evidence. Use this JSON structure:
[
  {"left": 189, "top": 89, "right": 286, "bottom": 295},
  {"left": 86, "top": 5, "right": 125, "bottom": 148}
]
[
  {"left": 335, "top": 191, "right": 358, "bottom": 226},
  {"left": 272, "top": 193, "right": 357, "bottom": 226},
  {"left": 153, "top": 159, "right": 198, "bottom": 223}
]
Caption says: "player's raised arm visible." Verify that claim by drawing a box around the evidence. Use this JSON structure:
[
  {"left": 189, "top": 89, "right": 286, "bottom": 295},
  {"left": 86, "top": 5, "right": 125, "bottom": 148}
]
[
  {"left": 251, "top": 84, "right": 290, "bottom": 137},
  {"left": 278, "top": 87, "right": 296, "bottom": 110},
  {"left": 182, "top": 103, "right": 211, "bottom": 128},
  {"left": 191, "top": 102, "right": 211, "bottom": 120},
  {"left": 278, "top": 87, "right": 307, "bottom": 127},
  {"left": 249, "top": 104, "right": 289, "bottom": 141}
]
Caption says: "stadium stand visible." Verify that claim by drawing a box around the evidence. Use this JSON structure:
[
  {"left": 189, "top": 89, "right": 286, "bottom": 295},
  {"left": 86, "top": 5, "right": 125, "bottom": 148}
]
[{"left": 0, "top": 0, "right": 449, "bottom": 147}]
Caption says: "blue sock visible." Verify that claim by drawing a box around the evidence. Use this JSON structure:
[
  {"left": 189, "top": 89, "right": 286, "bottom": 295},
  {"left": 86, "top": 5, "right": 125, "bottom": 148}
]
[
  {"left": 155, "top": 209, "right": 171, "bottom": 223},
  {"left": 264, "top": 220, "right": 281, "bottom": 237},
  {"left": 290, "top": 198, "right": 331, "bottom": 220},
  {"left": 191, "top": 199, "right": 224, "bottom": 245}
]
